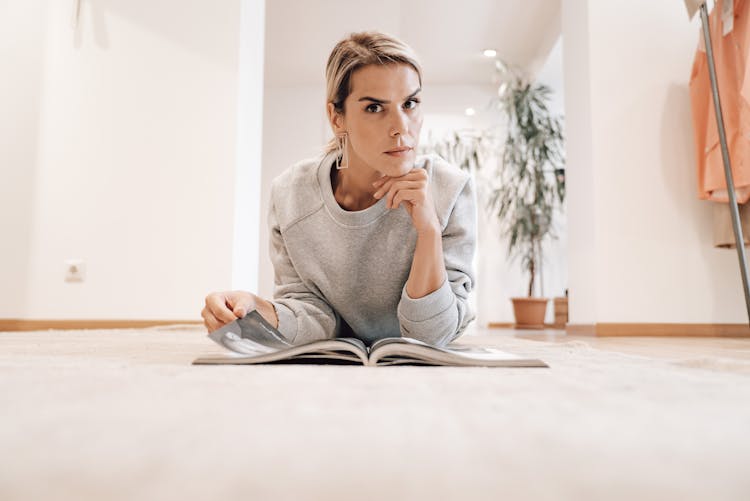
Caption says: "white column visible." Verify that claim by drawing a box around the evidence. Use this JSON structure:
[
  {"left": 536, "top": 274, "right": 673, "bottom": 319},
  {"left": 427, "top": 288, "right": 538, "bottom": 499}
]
[
  {"left": 562, "top": 0, "right": 598, "bottom": 324},
  {"left": 232, "top": 0, "right": 266, "bottom": 292}
]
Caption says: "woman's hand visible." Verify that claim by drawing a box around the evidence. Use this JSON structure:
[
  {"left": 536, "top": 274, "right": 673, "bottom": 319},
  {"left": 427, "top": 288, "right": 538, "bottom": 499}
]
[
  {"left": 201, "top": 290, "right": 279, "bottom": 332},
  {"left": 372, "top": 168, "right": 440, "bottom": 234}
]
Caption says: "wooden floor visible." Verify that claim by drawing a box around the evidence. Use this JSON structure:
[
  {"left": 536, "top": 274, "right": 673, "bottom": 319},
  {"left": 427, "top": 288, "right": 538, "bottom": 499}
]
[{"left": 485, "top": 327, "right": 750, "bottom": 361}]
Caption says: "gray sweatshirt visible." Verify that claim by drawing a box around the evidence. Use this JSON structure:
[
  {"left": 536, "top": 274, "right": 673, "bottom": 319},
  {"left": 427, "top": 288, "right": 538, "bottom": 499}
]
[{"left": 268, "top": 149, "right": 477, "bottom": 346}]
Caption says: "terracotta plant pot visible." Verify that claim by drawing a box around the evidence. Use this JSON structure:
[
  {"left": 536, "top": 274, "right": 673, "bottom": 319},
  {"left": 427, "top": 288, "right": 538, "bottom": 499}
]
[{"left": 511, "top": 297, "right": 549, "bottom": 329}]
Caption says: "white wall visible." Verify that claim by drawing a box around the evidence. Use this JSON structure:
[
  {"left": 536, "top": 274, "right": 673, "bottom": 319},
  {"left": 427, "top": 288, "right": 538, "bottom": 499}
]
[
  {"left": 0, "top": 0, "right": 47, "bottom": 317},
  {"left": 257, "top": 84, "right": 329, "bottom": 300},
  {"left": 563, "top": 0, "right": 747, "bottom": 324},
  {"left": 13, "top": 0, "right": 735, "bottom": 326},
  {"left": 1, "top": 0, "right": 249, "bottom": 320},
  {"left": 9, "top": 0, "right": 554, "bottom": 325}
]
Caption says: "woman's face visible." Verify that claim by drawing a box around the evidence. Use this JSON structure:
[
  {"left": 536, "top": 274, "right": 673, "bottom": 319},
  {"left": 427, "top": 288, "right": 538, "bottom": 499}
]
[{"left": 331, "top": 63, "right": 423, "bottom": 178}]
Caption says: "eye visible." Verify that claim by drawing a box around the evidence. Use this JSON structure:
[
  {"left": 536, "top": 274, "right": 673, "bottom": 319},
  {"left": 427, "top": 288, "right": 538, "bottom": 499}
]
[
  {"left": 365, "top": 103, "right": 383, "bottom": 113},
  {"left": 404, "top": 98, "right": 420, "bottom": 110}
]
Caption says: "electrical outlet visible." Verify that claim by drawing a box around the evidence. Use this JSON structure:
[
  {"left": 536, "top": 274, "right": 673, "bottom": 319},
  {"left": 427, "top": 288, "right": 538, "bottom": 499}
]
[{"left": 64, "top": 259, "right": 86, "bottom": 283}]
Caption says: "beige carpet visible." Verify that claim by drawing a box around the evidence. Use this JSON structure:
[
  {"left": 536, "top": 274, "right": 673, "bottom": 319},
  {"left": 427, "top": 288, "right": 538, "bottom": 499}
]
[{"left": 1, "top": 325, "right": 749, "bottom": 501}]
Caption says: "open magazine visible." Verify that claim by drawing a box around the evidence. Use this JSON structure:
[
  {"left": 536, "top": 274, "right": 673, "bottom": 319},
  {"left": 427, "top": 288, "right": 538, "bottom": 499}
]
[{"left": 192, "top": 310, "right": 548, "bottom": 368}]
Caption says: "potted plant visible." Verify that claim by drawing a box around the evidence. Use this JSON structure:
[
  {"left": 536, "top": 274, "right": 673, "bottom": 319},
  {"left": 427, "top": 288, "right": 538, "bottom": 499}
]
[{"left": 487, "top": 60, "right": 566, "bottom": 329}]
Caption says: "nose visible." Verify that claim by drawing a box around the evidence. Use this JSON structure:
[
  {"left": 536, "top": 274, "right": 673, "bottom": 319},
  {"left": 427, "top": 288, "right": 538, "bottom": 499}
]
[{"left": 389, "top": 108, "right": 409, "bottom": 137}]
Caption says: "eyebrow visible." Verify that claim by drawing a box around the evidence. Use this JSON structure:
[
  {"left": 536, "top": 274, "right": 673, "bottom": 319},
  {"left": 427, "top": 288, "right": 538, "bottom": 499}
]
[{"left": 357, "top": 88, "right": 422, "bottom": 104}]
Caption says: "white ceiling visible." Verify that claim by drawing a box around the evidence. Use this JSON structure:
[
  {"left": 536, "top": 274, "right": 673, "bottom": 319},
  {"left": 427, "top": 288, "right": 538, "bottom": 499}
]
[{"left": 264, "top": 0, "right": 562, "bottom": 87}]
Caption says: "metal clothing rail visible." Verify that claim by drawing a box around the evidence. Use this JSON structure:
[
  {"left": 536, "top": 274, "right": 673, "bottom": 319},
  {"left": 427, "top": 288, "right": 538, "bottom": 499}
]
[{"left": 698, "top": 1, "right": 750, "bottom": 325}]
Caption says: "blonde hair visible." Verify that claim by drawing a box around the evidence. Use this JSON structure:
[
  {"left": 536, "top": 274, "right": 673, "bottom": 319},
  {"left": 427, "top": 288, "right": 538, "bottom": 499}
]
[{"left": 323, "top": 31, "right": 423, "bottom": 155}]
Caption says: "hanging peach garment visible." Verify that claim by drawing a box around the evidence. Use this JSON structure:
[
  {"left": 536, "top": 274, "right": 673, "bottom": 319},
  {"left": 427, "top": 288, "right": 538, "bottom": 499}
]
[{"left": 689, "top": 0, "right": 750, "bottom": 202}]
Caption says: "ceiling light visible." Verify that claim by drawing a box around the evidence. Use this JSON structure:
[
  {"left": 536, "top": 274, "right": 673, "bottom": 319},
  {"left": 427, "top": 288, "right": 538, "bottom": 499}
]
[
  {"left": 483, "top": 49, "right": 497, "bottom": 58},
  {"left": 465, "top": 108, "right": 476, "bottom": 116}
]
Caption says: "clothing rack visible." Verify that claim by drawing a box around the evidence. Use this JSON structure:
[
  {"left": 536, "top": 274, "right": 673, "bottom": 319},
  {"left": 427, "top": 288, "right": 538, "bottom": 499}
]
[{"left": 696, "top": 1, "right": 750, "bottom": 325}]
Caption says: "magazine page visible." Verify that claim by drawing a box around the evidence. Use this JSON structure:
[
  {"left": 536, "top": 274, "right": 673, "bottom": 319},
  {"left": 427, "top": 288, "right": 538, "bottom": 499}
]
[
  {"left": 207, "top": 310, "right": 293, "bottom": 353},
  {"left": 193, "top": 310, "right": 370, "bottom": 365},
  {"left": 192, "top": 341, "right": 369, "bottom": 365},
  {"left": 369, "top": 337, "right": 548, "bottom": 367}
]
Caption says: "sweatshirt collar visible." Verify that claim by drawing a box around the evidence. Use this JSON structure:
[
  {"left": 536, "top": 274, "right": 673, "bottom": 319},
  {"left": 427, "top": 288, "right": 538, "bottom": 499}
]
[{"left": 316, "top": 150, "right": 390, "bottom": 227}]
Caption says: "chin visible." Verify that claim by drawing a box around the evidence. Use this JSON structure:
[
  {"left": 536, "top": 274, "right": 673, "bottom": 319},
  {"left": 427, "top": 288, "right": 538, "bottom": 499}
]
[{"left": 382, "top": 152, "right": 416, "bottom": 173}]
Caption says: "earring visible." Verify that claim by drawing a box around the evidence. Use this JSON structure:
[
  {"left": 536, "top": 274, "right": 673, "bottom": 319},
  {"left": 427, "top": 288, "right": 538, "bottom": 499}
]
[{"left": 336, "top": 133, "right": 349, "bottom": 170}]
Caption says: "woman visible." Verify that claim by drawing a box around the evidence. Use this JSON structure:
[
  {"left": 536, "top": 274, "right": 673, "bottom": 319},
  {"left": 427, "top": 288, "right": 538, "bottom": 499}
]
[{"left": 201, "top": 31, "right": 477, "bottom": 347}]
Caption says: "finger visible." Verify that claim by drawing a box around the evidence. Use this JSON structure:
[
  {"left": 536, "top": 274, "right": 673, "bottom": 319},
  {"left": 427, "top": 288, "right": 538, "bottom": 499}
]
[
  {"left": 232, "top": 301, "right": 247, "bottom": 318},
  {"left": 373, "top": 178, "right": 396, "bottom": 199},
  {"left": 201, "top": 308, "right": 209, "bottom": 331},
  {"left": 206, "top": 293, "right": 239, "bottom": 324},
  {"left": 233, "top": 305, "right": 252, "bottom": 318},
  {"left": 385, "top": 181, "right": 424, "bottom": 208},
  {"left": 371, "top": 175, "right": 389, "bottom": 188},
  {"left": 201, "top": 307, "right": 221, "bottom": 332},
  {"left": 392, "top": 189, "right": 423, "bottom": 209},
  {"left": 404, "top": 167, "right": 428, "bottom": 180},
  {"left": 386, "top": 181, "right": 424, "bottom": 207},
  {"left": 373, "top": 179, "right": 419, "bottom": 203},
  {"left": 227, "top": 292, "right": 256, "bottom": 318},
  {"left": 374, "top": 168, "right": 424, "bottom": 190},
  {"left": 373, "top": 169, "right": 423, "bottom": 190},
  {"left": 397, "top": 170, "right": 426, "bottom": 184},
  {"left": 397, "top": 168, "right": 427, "bottom": 182}
]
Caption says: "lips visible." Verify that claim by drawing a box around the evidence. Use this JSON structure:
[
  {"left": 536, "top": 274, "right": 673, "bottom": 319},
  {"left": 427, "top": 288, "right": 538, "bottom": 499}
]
[{"left": 385, "top": 147, "right": 412, "bottom": 153}]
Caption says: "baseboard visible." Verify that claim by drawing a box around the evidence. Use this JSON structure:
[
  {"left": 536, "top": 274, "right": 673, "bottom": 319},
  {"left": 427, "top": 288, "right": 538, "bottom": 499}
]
[
  {"left": 0, "top": 319, "right": 203, "bottom": 331},
  {"left": 565, "top": 324, "right": 596, "bottom": 336},
  {"left": 566, "top": 323, "right": 750, "bottom": 337},
  {"left": 488, "top": 322, "right": 564, "bottom": 329},
  {"left": 3, "top": 319, "right": 748, "bottom": 337}
]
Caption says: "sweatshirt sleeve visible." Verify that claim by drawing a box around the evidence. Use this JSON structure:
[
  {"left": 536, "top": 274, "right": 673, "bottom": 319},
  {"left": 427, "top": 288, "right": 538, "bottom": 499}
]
[
  {"left": 396, "top": 174, "right": 477, "bottom": 346},
  {"left": 267, "top": 199, "right": 338, "bottom": 345}
]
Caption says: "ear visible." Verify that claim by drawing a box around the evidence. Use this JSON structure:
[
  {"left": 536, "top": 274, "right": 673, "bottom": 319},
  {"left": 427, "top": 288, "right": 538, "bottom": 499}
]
[{"left": 327, "top": 102, "right": 346, "bottom": 135}]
